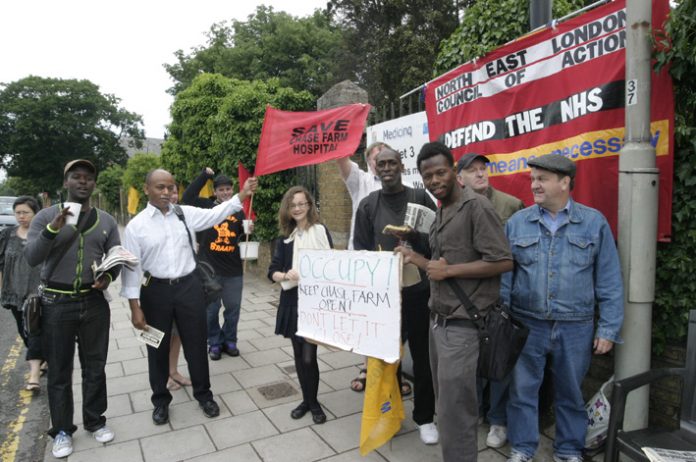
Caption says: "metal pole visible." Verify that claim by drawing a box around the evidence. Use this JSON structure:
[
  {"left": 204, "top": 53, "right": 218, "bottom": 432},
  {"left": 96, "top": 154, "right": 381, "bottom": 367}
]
[
  {"left": 615, "top": 0, "right": 657, "bottom": 431},
  {"left": 529, "top": 0, "right": 552, "bottom": 29}
]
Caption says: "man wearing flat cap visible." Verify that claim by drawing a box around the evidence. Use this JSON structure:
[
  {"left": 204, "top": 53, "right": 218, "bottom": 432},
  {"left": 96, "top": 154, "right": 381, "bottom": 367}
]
[
  {"left": 457, "top": 153, "right": 524, "bottom": 225},
  {"left": 25, "top": 159, "right": 121, "bottom": 458},
  {"left": 501, "top": 154, "right": 623, "bottom": 462},
  {"left": 182, "top": 167, "right": 249, "bottom": 360}
]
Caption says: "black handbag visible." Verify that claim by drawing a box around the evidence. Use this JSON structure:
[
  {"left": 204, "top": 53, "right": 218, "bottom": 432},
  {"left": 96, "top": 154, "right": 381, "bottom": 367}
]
[
  {"left": 22, "top": 293, "right": 42, "bottom": 336},
  {"left": 173, "top": 205, "right": 223, "bottom": 305},
  {"left": 446, "top": 279, "right": 529, "bottom": 381}
]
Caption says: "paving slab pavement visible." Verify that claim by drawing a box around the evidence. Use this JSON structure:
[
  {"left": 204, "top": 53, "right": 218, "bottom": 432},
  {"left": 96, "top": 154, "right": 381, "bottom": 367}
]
[{"left": 43, "top": 272, "right": 574, "bottom": 462}]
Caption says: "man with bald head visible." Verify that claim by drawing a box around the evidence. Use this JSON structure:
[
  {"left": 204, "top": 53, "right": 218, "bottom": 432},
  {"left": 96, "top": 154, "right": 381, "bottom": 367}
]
[
  {"left": 121, "top": 169, "right": 257, "bottom": 425},
  {"left": 353, "top": 148, "right": 439, "bottom": 445}
]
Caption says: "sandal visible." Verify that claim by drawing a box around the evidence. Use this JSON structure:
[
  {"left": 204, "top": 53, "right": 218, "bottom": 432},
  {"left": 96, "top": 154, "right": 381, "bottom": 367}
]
[
  {"left": 169, "top": 373, "right": 191, "bottom": 387},
  {"left": 167, "top": 378, "right": 182, "bottom": 391},
  {"left": 25, "top": 382, "right": 40, "bottom": 394},
  {"left": 400, "top": 380, "right": 412, "bottom": 397},
  {"left": 350, "top": 368, "right": 367, "bottom": 392},
  {"left": 40, "top": 361, "right": 48, "bottom": 376}
]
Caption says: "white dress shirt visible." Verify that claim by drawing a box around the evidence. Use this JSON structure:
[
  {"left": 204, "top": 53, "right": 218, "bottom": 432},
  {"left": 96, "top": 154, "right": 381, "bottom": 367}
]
[
  {"left": 120, "top": 196, "right": 243, "bottom": 299},
  {"left": 344, "top": 161, "right": 381, "bottom": 250}
]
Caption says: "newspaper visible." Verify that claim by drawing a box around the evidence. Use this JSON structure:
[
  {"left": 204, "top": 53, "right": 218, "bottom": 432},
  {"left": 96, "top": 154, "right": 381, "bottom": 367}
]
[
  {"left": 404, "top": 202, "right": 436, "bottom": 234},
  {"left": 136, "top": 326, "right": 165, "bottom": 349},
  {"left": 91, "top": 245, "right": 139, "bottom": 280},
  {"left": 642, "top": 448, "right": 696, "bottom": 462}
]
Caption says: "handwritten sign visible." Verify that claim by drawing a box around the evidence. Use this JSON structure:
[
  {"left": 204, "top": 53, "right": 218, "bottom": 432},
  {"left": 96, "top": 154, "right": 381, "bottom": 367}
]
[{"left": 296, "top": 249, "right": 401, "bottom": 363}]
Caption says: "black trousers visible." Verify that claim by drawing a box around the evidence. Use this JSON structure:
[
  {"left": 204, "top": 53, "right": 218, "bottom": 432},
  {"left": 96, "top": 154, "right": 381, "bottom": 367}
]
[
  {"left": 141, "top": 273, "right": 213, "bottom": 407},
  {"left": 41, "top": 290, "right": 110, "bottom": 437},
  {"left": 402, "top": 288, "right": 436, "bottom": 425},
  {"left": 8, "top": 305, "right": 43, "bottom": 360}
]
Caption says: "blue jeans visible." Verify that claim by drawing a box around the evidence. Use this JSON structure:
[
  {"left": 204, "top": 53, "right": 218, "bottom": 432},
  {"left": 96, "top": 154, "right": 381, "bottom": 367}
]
[
  {"left": 507, "top": 316, "right": 593, "bottom": 458},
  {"left": 206, "top": 275, "right": 243, "bottom": 346},
  {"left": 477, "top": 374, "right": 511, "bottom": 426}
]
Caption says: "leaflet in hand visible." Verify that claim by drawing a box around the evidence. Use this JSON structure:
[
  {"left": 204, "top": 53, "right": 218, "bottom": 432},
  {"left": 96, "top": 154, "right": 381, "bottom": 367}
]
[
  {"left": 404, "top": 203, "right": 436, "bottom": 234},
  {"left": 92, "top": 245, "right": 139, "bottom": 279},
  {"left": 136, "top": 326, "right": 165, "bottom": 349}
]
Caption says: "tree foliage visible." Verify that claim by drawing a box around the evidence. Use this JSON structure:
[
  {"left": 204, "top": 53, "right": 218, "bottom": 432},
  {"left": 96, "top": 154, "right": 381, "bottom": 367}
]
[
  {"left": 164, "top": 6, "right": 348, "bottom": 99},
  {"left": 328, "top": 0, "right": 460, "bottom": 106},
  {"left": 0, "top": 76, "right": 144, "bottom": 195},
  {"left": 435, "top": 0, "right": 586, "bottom": 73},
  {"left": 160, "top": 73, "right": 314, "bottom": 240},
  {"left": 652, "top": 0, "right": 696, "bottom": 353},
  {"left": 97, "top": 164, "right": 125, "bottom": 213}
]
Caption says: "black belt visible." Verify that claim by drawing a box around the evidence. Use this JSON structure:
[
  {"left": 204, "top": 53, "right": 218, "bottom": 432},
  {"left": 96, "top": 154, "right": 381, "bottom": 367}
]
[
  {"left": 431, "top": 312, "right": 477, "bottom": 329},
  {"left": 146, "top": 271, "right": 195, "bottom": 286}
]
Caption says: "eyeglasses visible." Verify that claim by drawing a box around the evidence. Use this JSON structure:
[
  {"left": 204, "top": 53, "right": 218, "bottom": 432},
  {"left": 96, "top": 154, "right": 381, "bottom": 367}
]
[
  {"left": 14, "top": 210, "right": 34, "bottom": 216},
  {"left": 290, "top": 202, "right": 309, "bottom": 209}
]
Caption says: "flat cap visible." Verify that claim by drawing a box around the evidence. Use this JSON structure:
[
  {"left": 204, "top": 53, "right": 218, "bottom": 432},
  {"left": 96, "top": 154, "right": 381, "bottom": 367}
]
[
  {"left": 213, "top": 174, "right": 233, "bottom": 189},
  {"left": 528, "top": 154, "right": 576, "bottom": 178},
  {"left": 456, "top": 153, "right": 490, "bottom": 173},
  {"left": 64, "top": 159, "right": 97, "bottom": 177}
]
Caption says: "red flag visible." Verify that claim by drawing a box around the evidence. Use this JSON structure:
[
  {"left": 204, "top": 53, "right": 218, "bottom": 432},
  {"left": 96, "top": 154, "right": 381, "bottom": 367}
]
[
  {"left": 255, "top": 104, "right": 371, "bottom": 176},
  {"left": 237, "top": 162, "right": 256, "bottom": 220}
]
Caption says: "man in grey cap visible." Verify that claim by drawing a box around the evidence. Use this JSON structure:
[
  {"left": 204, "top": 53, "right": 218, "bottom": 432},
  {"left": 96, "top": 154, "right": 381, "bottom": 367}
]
[
  {"left": 501, "top": 154, "right": 624, "bottom": 462},
  {"left": 456, "top": 153, "right": 524, "bottom": 224},
  {"left": 25, "top": 159, "right": 121, "bottom": 458}
]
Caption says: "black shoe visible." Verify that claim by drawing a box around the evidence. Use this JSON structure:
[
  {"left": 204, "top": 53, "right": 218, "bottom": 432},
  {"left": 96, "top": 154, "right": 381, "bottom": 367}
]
[
  {"left": 290, "top": 402, "right": 309, "bottom": 419},
  {"left": 310, "top": 406, "right": 327, "bottom": 424},
  {"left": 208, "top": 345, "right": 222, "bottom": 361},
  {"left": 152, "top": 405, "right": 169, "bottom": 425},
  {"left": 224, "top": 342, "right": 240, "bottom": 357},
  {"left": 200, "top": 399, "right": 220, "bottom": 418}
]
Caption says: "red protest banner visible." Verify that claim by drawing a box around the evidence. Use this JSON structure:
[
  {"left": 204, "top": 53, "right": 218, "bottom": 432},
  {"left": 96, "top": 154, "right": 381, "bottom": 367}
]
[
  {"left": 255, "top": 104, "right": 371, "bottom": 176},
  {"left": 237, "top": 162, "right": 256, "bottom": 220},
  {"left": 425, "top": 0, "right": 673, "bottom": 240}
]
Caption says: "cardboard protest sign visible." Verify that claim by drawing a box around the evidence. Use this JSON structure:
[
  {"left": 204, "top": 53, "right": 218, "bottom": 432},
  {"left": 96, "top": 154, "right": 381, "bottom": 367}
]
[
  {"left": 296, "top": 249, "right": 401, "bottom": 363},
  {"left": 255, "top": 104, "right": 371, "bottom": 176},
  {"left": 425, "top": 0, "right": 674, "bottom": 240}
]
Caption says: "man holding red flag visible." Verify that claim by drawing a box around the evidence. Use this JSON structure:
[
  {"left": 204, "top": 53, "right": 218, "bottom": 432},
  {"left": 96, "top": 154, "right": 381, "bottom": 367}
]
[{"left": 182, "top": 167, "right": 250, "bottom": 360}]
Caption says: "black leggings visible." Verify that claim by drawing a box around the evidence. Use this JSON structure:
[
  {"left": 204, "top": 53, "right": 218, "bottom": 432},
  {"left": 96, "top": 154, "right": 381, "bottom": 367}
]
[{"left": 291, "top": 338, "right": 320, "bottom": 409}]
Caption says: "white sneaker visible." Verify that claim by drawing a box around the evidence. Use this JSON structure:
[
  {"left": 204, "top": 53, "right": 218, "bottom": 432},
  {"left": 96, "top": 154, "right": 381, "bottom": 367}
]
[
  {"left": 507, "top": 451, "right": 532, "bottom": 462},
  {"left": 93, "top": 425, "right": 115, "bottom": 443},
  {"left": 52, "top": 431, "right": 73, "bottom": 458},
  {"left": 553, "top": 455, "right": 583, "bottom": 462},
  {"left": 417, "top": 422, "right": 439, "bottom": 445},
  {"left": 486, "top": 424, "right": 507, "bottom": 448}
]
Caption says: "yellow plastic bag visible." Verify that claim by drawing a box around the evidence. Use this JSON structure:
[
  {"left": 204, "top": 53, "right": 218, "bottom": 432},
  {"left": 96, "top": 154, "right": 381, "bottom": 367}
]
[{"left": 359, "top": 356, "right": 404, "bottom": 455}]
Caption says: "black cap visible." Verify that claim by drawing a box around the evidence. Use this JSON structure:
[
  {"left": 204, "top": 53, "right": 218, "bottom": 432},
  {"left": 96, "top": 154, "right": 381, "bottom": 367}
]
[
  {"left": 213, "top": 174, "right": 233, "bottom": 189},
  {"left": 456, "top": 153, "right": 490, "bottom": 173},
  {"left": 528, "top": 154, "right": 576, "bottom": 178},
  {"left": 64, "top": 159, "right": 97, "bottom": 177}
]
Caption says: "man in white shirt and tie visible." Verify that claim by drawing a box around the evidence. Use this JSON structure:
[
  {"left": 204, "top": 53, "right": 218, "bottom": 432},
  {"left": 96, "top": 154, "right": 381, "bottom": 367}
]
[{"left": 120, "top": 169, "right": 257, "bottom": 425}]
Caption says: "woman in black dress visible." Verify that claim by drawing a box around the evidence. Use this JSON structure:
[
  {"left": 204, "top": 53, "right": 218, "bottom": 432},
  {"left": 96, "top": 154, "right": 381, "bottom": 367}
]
[
  {"left": 0, "top": 196, "right": 44, "bottom": 392},
  {"left": 268, "top": 186, "right": 332, "bottom": 424}
]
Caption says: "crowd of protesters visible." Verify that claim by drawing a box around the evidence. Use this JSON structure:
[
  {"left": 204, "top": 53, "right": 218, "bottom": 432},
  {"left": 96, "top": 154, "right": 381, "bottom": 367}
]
[{"left": 2, "top": 144, "right": 622, "bottom": 462}]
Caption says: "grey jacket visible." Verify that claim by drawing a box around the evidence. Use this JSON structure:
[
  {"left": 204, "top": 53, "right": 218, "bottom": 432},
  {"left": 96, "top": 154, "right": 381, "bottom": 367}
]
[{"left": 25, "top": 205, "right": 121, "bottom": 291}]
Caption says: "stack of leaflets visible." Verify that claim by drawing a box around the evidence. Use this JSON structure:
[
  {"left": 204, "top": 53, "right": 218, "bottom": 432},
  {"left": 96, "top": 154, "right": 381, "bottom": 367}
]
[
  {"left": 91, "top": 245, "right": 139, "bottom": 280},
  {"left": 642, "top": 448, "right": 696, "bottom": 462}
]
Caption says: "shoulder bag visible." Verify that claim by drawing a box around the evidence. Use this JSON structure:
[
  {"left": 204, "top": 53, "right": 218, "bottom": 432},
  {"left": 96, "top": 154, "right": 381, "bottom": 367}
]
[
  {"left": 23, "top": 207, "right": 94, "bottom": 336},
  {"left": 173, "top": 205, "right": 223, "bottom": 305},
  {"left": 432, "top": 224, "right": 528, "bottom": 381}
]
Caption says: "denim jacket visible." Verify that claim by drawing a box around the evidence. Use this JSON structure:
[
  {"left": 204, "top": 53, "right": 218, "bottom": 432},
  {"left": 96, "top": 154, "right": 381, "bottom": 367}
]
[{"left": 500, "top": 200, "right": 624, "bottom": 343}]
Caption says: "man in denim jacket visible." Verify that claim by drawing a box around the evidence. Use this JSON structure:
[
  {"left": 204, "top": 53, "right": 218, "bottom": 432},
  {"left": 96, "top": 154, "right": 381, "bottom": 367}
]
[{"left": 501, "top": 154, "right": 623, "bottom": 462}]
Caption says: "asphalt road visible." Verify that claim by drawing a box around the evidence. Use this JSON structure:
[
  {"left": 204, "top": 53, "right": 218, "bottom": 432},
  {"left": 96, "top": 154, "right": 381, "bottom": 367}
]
[{"left": 0, "top": 309, "right": 50, "bottom": 462}]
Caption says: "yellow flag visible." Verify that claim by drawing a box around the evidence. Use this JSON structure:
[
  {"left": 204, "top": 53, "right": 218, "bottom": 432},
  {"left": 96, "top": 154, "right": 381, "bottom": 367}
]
[
  {"left": 127, "top": 186, "right": 139, "bottom": 215},
  {"left": 359, "top": 356, "right": 404, "bottom": 455},
  {"left": 199, "top": 179, "right": 214, "bottom": 198}
]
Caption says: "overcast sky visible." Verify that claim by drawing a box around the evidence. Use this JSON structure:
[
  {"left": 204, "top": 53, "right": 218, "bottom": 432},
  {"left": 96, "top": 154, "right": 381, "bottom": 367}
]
[{"left": 0, "top": 0, "right": 328, "bottom": 139}]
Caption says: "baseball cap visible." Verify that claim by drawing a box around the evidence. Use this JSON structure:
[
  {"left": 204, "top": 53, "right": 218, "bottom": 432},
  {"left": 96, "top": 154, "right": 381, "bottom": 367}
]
[
  {"left": 64, "top": 159, "right": 97, "bottom": 177},
  {"left": 456, "top": 153, "right": 490, "bottom": 173}
]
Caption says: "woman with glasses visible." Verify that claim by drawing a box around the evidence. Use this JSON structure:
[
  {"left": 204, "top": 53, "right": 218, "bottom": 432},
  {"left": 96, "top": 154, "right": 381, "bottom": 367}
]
[
  {"left": 268, "top": 186, "right": 332, "bottom": 424},
  {"left": 0, "top": 196, "right": 44, "bottom": 393}
]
